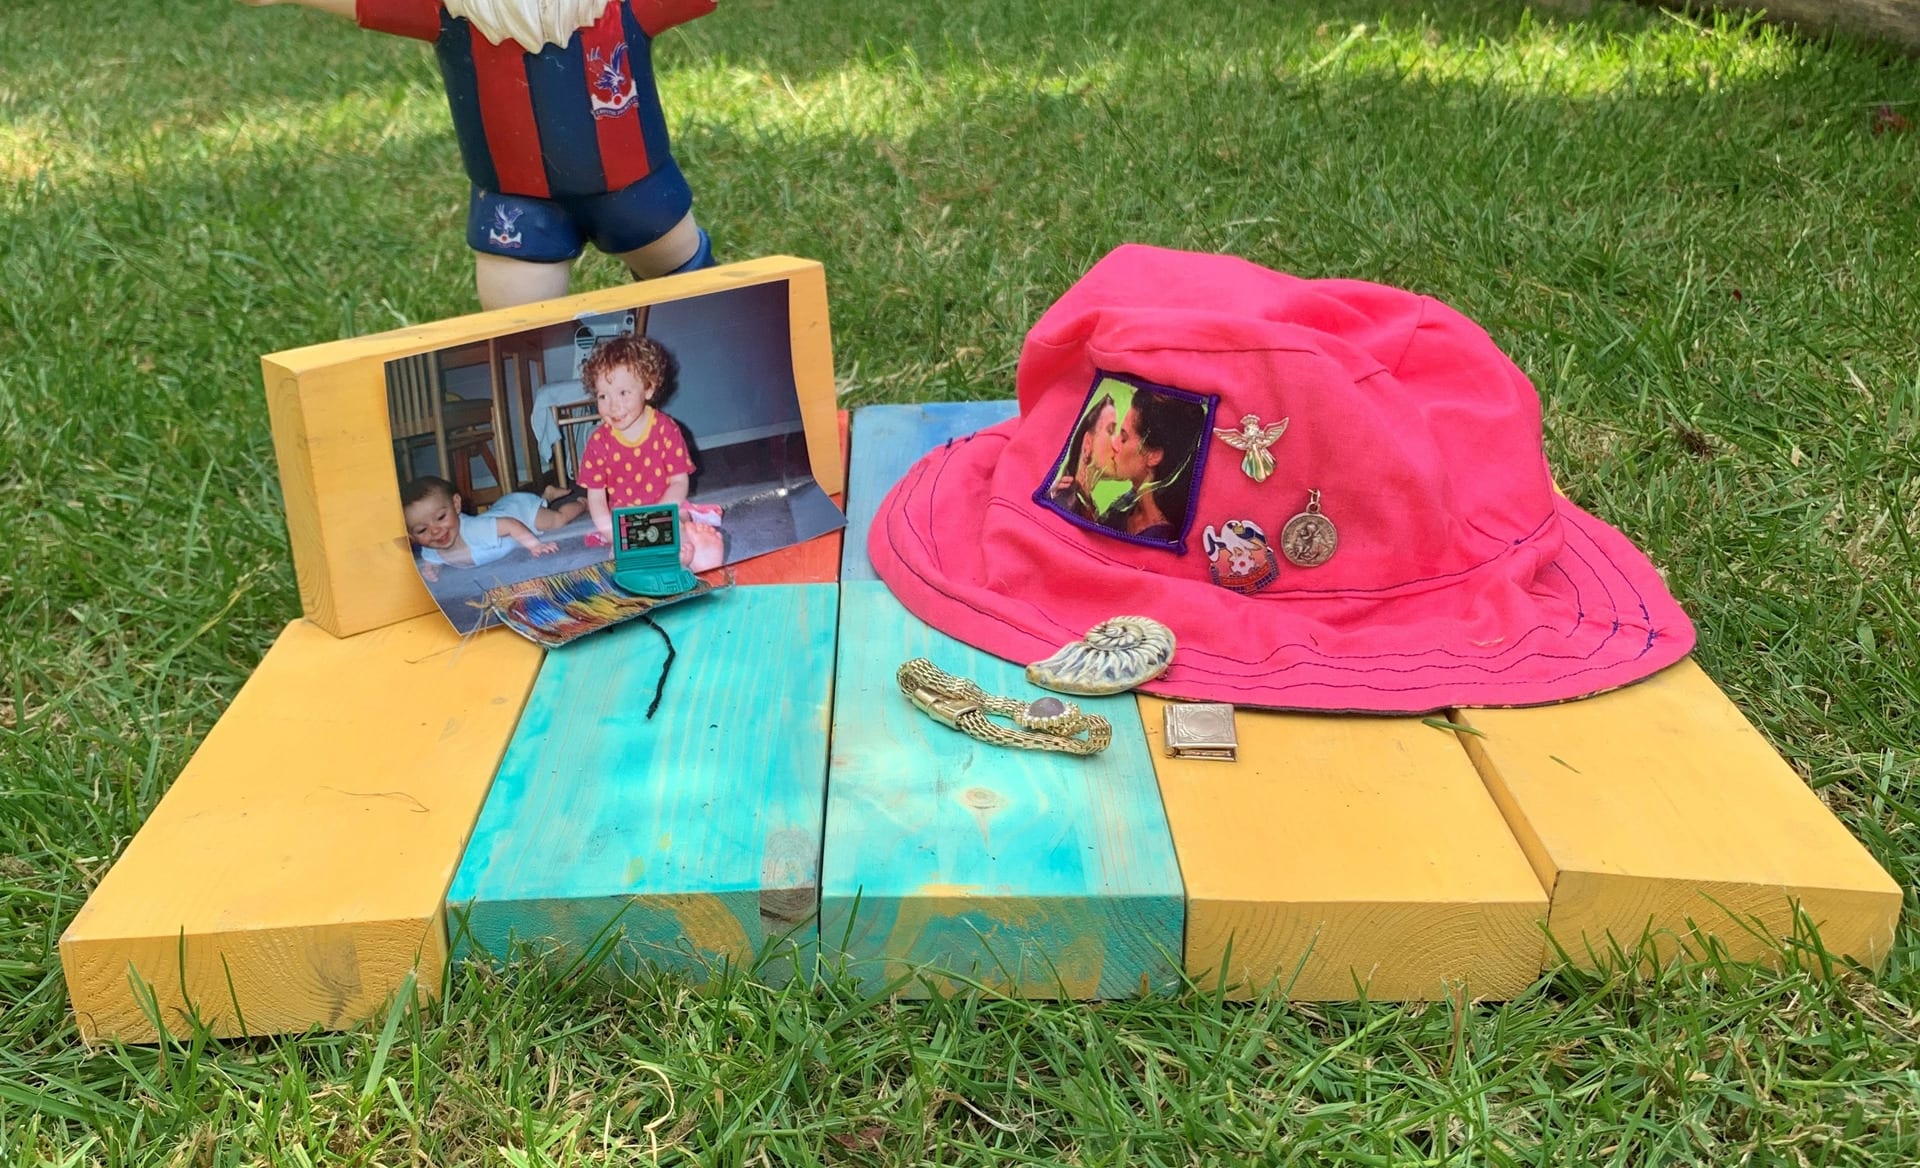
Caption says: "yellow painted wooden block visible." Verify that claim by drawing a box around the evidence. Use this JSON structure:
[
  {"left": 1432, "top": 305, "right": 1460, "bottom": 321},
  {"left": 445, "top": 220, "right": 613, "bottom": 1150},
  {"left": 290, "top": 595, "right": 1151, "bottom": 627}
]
[
  {"left": 1140, "top": 698, "right": 1549, "bottom": 1001},
  {"left": 59, "top": 617, "right": 542, "bottom": 1042},
  {"left": 265, "top": 256, "right": 841, "bottom": 638},
  {"left": 1455, "top": 658, "right": 1902, "bottom": 971}
]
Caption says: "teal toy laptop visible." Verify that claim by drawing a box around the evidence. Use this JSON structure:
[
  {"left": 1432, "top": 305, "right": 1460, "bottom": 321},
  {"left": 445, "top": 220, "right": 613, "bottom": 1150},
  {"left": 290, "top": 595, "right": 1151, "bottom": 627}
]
[{"left": 610, "top": 505, "right": 700, "bottom": 597}]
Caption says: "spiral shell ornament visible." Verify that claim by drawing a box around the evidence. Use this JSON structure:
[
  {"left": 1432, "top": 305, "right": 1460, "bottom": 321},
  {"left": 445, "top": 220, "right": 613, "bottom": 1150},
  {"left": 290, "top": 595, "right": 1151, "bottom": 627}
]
[{"left": 1024, "top": 616, "right": 1176, "bottom": 695}]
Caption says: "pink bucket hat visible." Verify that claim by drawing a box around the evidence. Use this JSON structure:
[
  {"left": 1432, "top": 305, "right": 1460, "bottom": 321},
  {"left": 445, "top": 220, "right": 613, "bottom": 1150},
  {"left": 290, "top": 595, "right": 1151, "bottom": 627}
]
[{"left": 869, "top": 245, "right": 1696, "bottom": 713}]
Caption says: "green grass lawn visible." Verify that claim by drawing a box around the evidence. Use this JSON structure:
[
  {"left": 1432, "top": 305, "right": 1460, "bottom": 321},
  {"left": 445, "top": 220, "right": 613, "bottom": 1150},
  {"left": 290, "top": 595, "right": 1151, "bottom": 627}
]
[{"left": 3, "top": 0, "right": 1918, "bottom": 1161}]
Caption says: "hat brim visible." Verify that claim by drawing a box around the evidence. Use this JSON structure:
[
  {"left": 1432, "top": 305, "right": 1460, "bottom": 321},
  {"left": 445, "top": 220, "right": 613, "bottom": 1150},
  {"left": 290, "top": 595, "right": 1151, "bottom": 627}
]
[{"left": 869, "top": 420, "right": 1695, "bottom": 714}]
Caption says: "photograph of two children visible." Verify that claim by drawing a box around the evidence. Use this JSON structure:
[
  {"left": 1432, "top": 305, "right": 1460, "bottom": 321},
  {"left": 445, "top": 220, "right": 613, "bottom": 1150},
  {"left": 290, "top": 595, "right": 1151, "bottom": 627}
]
[{"left": 384, "top": 280, "right": 845, "bottom": 633}]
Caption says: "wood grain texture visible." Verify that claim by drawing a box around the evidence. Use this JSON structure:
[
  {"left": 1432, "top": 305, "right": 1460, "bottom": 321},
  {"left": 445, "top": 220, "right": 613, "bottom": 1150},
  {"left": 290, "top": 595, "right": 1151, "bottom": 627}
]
[
  {"left": 1140, "top": 698, "right": 1548, "bottom": 1001},
  {"left": 840, "top": 401, "right": 1019, "bottom": 582},
  {"left": 267, "top": 257, "right": 840, "bottom": 638},
  {"left": 59, "top": 618, "right": 542, "bottom": 1042},
  {"left": 1456, "top": 658, "right": 1903, "bottom": 971},
  {"left": 822, "top": 583, "right": 1184, "bottom": 998},
  {"left": 449, "top": 584, "right": 837, "bottom": 982}
]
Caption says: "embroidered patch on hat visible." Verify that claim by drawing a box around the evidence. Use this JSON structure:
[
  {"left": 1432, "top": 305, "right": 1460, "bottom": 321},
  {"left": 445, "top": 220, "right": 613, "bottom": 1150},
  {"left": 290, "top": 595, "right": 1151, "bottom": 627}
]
[
  {"left": 1202, "top": 519, "right": 1279, "bottom": 594},
  {"left": 1033, "top": 371, "right": 1215, "bottom": 553}
]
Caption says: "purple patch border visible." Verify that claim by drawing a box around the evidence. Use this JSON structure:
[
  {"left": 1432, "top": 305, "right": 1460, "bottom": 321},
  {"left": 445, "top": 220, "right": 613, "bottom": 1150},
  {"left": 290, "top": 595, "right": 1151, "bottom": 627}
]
[{"left": 1029, "top": 369, "right": 1219, "bottom": 555}]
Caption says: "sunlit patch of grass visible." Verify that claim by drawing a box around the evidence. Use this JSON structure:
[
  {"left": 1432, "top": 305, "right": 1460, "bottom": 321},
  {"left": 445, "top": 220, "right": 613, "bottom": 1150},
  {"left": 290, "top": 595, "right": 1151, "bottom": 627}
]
[
  {"left": 665, "top": 7, "right": 1811, "bottom": 150},
  {"left": 0, "top": 122, "right": 73, "bottom": 184},
  {"left": 1, "top": 91, "right": 449, "bottom": 189},
  {"left": 1349, "top": 6, "right": 1809, "bottom": 94},
  {"left": 667, "top": 54, "right": 1123, "bottom": 144},
  {"left": 167, "top": 88, "right": 448, "bottom": 167}
]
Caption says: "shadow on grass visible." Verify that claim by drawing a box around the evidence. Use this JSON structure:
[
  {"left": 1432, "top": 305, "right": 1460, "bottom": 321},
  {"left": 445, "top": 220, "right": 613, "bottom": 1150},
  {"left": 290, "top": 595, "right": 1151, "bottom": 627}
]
[
  {"left": 11, "top": 0, "right": 1911, "bottom": 385},
  {"left": 4, "top": 0, "right": 1909, "bottom": 130},
  {"left": 9, "top": 2, "right": 1909, "bottom": 366}
]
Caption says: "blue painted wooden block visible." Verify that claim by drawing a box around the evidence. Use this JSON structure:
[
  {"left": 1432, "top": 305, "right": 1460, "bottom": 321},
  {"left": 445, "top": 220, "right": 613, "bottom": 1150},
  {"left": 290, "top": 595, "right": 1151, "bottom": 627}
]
[
  {"left": 841, "top": 401, "right": 1018, "bottom": 581},
  {"left": 822, "top": 582, "right": 1185, "bottom": 998},
  {"left": 829, "top": 400, "right": 1180, "bottom": 997},
  {"left": 448, "top": 583, "right": 837, "bottom": 982}
]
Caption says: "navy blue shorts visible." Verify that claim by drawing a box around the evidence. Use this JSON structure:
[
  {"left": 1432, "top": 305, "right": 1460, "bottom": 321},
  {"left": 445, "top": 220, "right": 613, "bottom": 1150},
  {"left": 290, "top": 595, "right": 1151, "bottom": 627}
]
[{"left": 466, "top": 161, "right": 693, "bottom": 263}]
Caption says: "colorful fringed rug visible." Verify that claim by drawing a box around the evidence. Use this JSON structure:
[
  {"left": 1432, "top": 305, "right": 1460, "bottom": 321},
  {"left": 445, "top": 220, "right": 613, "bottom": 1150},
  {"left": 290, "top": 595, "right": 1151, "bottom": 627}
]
[{"left": 481, "top": 562, "right": 726, "bottom": 648}]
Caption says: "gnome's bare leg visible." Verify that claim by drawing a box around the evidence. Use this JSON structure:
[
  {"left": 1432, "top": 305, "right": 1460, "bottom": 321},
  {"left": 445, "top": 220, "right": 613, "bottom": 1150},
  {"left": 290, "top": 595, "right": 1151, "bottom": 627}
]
[
  {"left": 474, "top": 211, "right": 704, "bottom": 308},
  {"left": 474, "top": 254, "right": 573, "bottom": 312},
  {"left": 616, "top": 212, "right": 703, "bottom": 279}
]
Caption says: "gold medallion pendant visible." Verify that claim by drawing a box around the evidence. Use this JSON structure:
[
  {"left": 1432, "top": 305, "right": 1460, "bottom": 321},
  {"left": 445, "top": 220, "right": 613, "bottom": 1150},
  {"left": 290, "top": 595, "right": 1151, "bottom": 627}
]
[{"left": 1280, "top": 489, "right": 1338, "bottom": 567}]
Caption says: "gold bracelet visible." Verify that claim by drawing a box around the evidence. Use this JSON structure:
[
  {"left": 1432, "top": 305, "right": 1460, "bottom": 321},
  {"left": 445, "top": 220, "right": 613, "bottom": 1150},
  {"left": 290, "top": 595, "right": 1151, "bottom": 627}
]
[{"left": 897, "top": 658, "right": 1112, "bottom": 756}]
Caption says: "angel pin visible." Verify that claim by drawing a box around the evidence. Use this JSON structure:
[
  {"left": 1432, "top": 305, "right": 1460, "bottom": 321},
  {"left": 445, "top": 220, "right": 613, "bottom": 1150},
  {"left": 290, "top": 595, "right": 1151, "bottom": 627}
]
[{"left": 1213, "top": 414, "right": 1290, "bottom": 483}]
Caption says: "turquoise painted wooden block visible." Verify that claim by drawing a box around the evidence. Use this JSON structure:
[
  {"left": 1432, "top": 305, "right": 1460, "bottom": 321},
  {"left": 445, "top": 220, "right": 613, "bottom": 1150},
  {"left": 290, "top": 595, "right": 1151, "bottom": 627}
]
[
  {"left": 841, "top": 401, "right": 1018, "bottom": 581},
  {"left": 821, "top": 581, "right": 1185, "bottom": 998},
  {"left": 448, "top": 583, "right": 837, "bottom": 982}
]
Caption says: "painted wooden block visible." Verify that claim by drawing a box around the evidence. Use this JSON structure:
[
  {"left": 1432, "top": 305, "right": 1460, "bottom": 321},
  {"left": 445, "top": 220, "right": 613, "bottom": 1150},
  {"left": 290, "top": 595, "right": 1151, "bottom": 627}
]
[
  {"left": 59, "top": 617, "right": 542, "bottom": 1042},
  {"left": 266, "top": 256, "right": 842, "bottom": 639},
  {"left": 1455, "top": 658, "right": 1903, "bottom": 971},
  {"left": 449, "top": 584, "right": 837, "bottom": 982},
  {"left": 1139, "top": 698, "right": 1548, "bottom": 1001},
  {"left": 711, "top": 411, "right": 849, "bottom": 587},
  {"left": 821, "top": 582, "right": 1184, "bottom": 998},
  {"left": 841, "top": 401, "right": 1018, "bottom": 581}
]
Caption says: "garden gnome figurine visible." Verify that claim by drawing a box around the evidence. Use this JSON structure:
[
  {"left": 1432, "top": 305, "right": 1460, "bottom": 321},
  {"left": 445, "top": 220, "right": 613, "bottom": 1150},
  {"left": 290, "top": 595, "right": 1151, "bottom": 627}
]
[{"left": 241, "top": 0, "right": 719, "bottom": 309}]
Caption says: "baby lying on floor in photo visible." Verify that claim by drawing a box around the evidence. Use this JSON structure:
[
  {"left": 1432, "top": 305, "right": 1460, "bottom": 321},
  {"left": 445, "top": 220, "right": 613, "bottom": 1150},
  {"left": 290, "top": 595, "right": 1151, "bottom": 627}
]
[{"left": 402, "top": 475, "right": 587, "bottom": 582}]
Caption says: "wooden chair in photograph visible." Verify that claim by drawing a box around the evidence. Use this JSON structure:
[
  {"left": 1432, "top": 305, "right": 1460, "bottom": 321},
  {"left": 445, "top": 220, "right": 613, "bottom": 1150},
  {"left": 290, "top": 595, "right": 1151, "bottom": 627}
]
[
  {"left": 446, "top": 419, "right": 502, "bottom": 506},
  {"left": 551, "top": 398, "right": 601, "bottom": 488},
  {"left": 388, "top": 353, "right": 502, "bottom": 502},
  {"left": 491, "top": 332, "right": 550, "bottom": 484},
  {"left": 386, "top": 355, "right": 446, "bottom": 484}
]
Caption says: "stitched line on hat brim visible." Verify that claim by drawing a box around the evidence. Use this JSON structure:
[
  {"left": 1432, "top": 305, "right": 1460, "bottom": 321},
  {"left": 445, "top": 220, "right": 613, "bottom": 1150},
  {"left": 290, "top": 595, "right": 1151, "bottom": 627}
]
[
  {"left": 1014, "top": 489, "right": 1562, "bottom": 603},
  {"left": 1167, "top": 541, "right": 1598, "bottom": 673},
  {"left": 884, "top": 433, "right": 1681, "bottom": 692},
  {"left": 1188, "top": 506, "right": 1664, "bottom": 676},
  {"left": 1152, "top": 516, "right": 1678, "bottom": 702},
  {"left": 897, "top": 444, "right": 1663, "bottom": 671},
  {"left": 1160, "top": 520, "right": 1649, "bottom": 685},
  {"left": 1156, "top": 633, "right": 1679, "bottom": 703}
]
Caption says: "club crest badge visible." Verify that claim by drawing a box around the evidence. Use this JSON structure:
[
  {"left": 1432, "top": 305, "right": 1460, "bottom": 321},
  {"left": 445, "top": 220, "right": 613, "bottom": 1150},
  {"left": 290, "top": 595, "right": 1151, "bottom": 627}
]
[
  {"left": 1202, "top": 519, "right": 1278, "bottom": 594},
  {"left": 588, "top": 45, "right": 638, "bottom": 119},
  {"left": 1213, "top": 413, "right": 1289, "bottom": 483},
  {"left": 487, "top": 206, "right": 524, "bottom": 249}
]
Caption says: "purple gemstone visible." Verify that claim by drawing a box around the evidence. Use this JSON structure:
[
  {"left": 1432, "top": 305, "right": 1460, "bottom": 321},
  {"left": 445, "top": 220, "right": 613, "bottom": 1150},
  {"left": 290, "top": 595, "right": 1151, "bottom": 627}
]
[{"left": 1027, "top": 697, "right": 1067, "bottom": 719}]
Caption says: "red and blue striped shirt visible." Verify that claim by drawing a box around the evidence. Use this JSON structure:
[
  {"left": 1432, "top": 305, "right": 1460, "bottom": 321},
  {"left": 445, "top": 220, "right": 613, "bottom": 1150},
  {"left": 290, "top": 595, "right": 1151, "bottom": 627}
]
[{"left": 357, "top": 0, "right": 715, "bottom": 199}]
